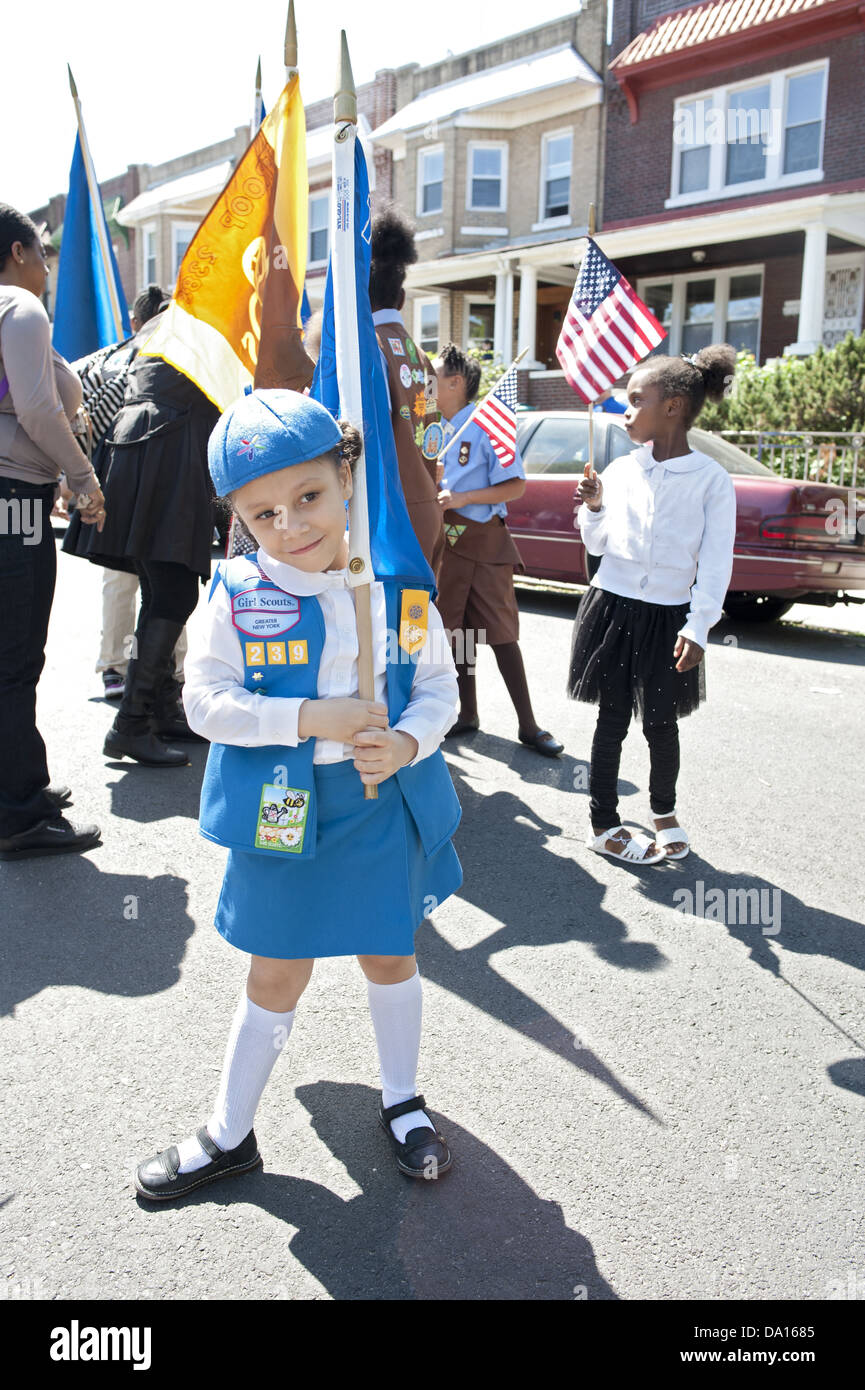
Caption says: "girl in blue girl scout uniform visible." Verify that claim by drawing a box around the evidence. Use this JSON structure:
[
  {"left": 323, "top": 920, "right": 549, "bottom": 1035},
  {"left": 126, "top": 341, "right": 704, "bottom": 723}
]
[{"left": 135, "top": 389, "right": 462, "bottom": 1199}]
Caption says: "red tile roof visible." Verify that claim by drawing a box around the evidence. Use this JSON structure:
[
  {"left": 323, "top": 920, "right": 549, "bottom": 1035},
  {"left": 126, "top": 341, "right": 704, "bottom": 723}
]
[{"left": 612, "top": 0, "right": 846, "bottom": 70}]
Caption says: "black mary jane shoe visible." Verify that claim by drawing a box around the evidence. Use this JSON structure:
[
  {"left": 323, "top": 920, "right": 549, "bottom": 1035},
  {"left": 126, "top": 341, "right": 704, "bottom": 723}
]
[
  {"left": 518, "top": 728, "right": 564, "bottom": 758},
  {"left": 134, "top": 1126, "right": 262, "bottom": 1202},
  {"left": 378, "top": 1096, "right": 453, "bottom": 1179}
]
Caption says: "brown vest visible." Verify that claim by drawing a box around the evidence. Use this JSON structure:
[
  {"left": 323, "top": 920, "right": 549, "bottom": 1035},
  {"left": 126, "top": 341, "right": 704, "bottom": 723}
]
[{"left": 376, "top": 320, "right": 445, "bottom": 569}]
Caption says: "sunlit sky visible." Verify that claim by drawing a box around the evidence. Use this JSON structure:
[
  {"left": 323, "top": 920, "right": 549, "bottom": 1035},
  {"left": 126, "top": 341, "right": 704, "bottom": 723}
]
[{"left": 3, "top": 0, "right": 591, "bottom": 214}]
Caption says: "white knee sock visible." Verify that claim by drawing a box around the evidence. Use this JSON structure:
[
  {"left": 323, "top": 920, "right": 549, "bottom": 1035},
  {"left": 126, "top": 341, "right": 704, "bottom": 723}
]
[
  {"left": 176, "top": 992, "right": 295, "bottom": 1173},
  {"left": 366, "top": 969, "right": 435, "bottom": 1144}
]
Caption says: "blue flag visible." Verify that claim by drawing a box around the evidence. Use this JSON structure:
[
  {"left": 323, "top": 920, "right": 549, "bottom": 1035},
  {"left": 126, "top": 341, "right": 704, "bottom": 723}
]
[
  {"left": 301, "top": 287, "right": 311, "bottom": 328},
  {"left": 53, "top": 133, "right": 130, "bottom": 361},
  {"left": 310, "top": 139, "right": 432, "bottom": 586}
]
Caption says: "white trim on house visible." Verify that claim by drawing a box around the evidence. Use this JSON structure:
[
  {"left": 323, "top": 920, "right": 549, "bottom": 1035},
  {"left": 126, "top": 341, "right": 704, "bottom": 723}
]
[
  {"left": 416, "top": 227, "right": 444, "bottom": 242},
  {"left": 667, "top": 59, "right": 830, "bottom": 210},
  {"left": 308, "top": 191, "right": 330, "bottom": 269},
  {"left": 117, "top": 161, "right": 234, "bottom": 225},
  {"left": 460, "top": 226, "right": 509, "bottom": 237},
  {"left": 170, "top": 221, "right": 198, "bottom": 283},
  {"left": 141, "top": 223, "right": 158, "bottom": 286},
  {"left": 465, "top": 140, "right": 509, "bottom": 213}
]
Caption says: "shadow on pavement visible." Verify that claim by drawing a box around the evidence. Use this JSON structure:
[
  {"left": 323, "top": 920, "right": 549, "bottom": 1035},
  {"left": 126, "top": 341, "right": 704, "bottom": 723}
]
[
  {"left": 633, "top": 856, "right": 865, "bottom": 1065},
  {"left": 713, "top": 614, "right": 865, "bottom": 665},
  {"left": 419, "top": 755, "right": 664, "bottom": 1120},
  {"left": 0, "top": 853, "right": 194, "bottom": 1015},
  {"left": 136, "top": 1081, "right": 618, "bottom": 1301},
  {"left": 105, "top": 746, "right": 208, "bottom": 824}
]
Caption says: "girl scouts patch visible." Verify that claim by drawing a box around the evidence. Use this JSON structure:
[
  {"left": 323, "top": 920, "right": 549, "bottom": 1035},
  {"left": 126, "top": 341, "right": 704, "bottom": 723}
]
[
  {"left": 399, "top": 364, "right": 412, "bottom": 389},
  {"left": 232, "top": 587, "right": 300, "bottom": 638},
  {"left": 399, "top": 589, "right": 429, "bottom": 655},
  {"left": 399, "top": 404, "right": 411, "bottom": 420},
  {"left": 405, "top": 338, "right": 418, "bottom": 363},
  {"left": 422, "top": 422, "right": 444, "bottom": 459},
  {"left": 458, "top": 442, "right": 472, "bottom": 466},
  {"left": 388, "top": 337, "right": 405, "bottom": 357},
  {"left": 255, "top": 784, "right": 310, "bottom": 852}
]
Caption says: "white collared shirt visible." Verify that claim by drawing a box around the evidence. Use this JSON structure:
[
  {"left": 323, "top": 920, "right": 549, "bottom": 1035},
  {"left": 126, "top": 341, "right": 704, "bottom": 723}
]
[
  {"left": 577, "top": 443, "right": 737, "bottom": 649},
  {"left": 183, "top": 547, "right": 458, "bottom": 765}
]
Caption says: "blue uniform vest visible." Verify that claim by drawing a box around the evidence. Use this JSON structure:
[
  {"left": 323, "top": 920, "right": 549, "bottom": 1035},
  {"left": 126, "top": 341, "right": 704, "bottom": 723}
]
[{"left": 199, "top": 555, "right": 461, "bottom": 861}]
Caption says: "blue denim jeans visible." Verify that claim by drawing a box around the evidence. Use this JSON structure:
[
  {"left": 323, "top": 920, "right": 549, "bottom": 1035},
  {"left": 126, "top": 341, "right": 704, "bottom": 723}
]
[{"left": 0, "top": 477, "right": 58, "bottom": 837}]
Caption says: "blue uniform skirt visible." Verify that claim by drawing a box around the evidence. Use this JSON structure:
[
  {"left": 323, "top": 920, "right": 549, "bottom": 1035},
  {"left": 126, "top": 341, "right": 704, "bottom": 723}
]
[{"left": 213, "top": 760, "right": 462, "bottom": 960}]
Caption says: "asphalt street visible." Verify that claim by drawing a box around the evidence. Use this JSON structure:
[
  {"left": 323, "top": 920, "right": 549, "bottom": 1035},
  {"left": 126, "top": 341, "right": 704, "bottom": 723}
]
[{"left": 1, "top": 538, "right": 864, "bottom": 1302}]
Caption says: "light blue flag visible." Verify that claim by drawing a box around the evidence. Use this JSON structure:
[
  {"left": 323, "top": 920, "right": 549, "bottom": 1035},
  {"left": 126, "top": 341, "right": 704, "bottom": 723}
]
[
  {"left": 310, "top": 138, "right": 433, "bottom": 586},
  {"left": 53, "top": 133, "right": 130, "bottom": 361}
]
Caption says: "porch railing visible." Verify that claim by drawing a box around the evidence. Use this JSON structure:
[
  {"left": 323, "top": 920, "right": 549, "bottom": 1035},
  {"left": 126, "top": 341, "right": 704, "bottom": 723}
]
[{"left": 721, "top": 430, "right": 864, "bottom": 489}]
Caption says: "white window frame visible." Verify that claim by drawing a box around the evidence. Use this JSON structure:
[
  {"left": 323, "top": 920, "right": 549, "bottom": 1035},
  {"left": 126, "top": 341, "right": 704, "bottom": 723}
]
[
  {"left": 170, "top": 222, "right": 198, "bottom": 282},
  {"left": 668, "top": 59, "right": 829, "bottom": 209},
  {"left": 308, "top": 192, "right": 330, "bottom": 268},
  {"left": 416, "top": 144, "right": 444, "bottom": 218},
  {"left": 413, "top": 296, "right": 441, "bottom": 355},
  {"left": 537, "top": 128, "right": 573, "bottom": 226},
  {"left": 637, "top": 265, "right": 764, "bottom": 360},
  {"left": 465, "top": 140, "right": 508, "bottom": 213},
  {"left": 142, "top": 223, "right": 158, "bottom": 286}
]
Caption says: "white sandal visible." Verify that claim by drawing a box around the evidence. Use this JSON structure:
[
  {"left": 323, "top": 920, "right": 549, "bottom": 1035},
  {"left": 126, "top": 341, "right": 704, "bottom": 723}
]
[
  {"left": 652, "top": 810, "right": 690, "bottom": 860},
  {"left": 586, "top": 825, "right": 665, "bottom": 865}
]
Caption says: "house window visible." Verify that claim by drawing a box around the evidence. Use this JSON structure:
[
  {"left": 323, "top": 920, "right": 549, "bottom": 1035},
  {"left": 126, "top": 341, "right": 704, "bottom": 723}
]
[
  {"left": 638, "top": 268, "right": 764, "bottom": 361},
  {"left": 309, "top": 194, "right": 329, "bottom": 265},
  {"left": 783, "top": 68, "right": 825, "bottom": 175},
  {"left": 642, "top": 282, "right": 674, "bottom": 356},
  {"left": 418, "top": 146, "right": 444, "bottom": 217},
  {"left": 466, "top": 301, "right": 495, "bottom": 355},
  {"left": 725, "top": 272, "right": 762, "bottom": 357},
  {"left": 541, "top": 131, "right": 572, "bottom": 220},
  {"left": 725, "top": 83, "right": 770, "bottom": 186},
  {"left": 669, "top": 61, "right": 828, "bottom": 207},
  {"left": 171, "top": 224, "right": 197, "bottom": 281},
  {"left": 467, "top": 143, "right": 507, "bottom": 212},
  {"left": 415, "top": 298, "right": 440, "bottom": 355},
  {"left": 143, "top": 226, "right": 157, "bottom": 284},
  {"left": 676, "top": 98, "right": 711, "bottom": 195}
]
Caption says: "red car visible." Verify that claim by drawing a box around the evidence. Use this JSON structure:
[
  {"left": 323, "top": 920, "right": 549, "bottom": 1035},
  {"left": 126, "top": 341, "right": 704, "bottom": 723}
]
[{"left": 508, "top": 411, "right": 865, "bottom": 622}]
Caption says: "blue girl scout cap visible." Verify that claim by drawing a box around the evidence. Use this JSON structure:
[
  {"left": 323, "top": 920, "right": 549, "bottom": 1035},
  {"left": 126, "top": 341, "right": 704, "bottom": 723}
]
[{"left": 208, "top": 388, "right": 343, "bottom": 496}]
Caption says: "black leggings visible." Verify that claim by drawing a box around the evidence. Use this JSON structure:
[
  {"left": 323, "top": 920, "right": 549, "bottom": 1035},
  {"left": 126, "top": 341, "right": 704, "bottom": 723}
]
[
  {"left": 134, "top": 559, "right": 200, "bottom": 631},
  {"left": 590, "top": 701, "right": 679, "bottom": 832}
]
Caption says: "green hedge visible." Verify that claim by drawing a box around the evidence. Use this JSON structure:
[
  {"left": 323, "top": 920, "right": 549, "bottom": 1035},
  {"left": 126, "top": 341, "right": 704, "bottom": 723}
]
[{"left": 699, "top": 331, "right": 865, "bottom": 434}]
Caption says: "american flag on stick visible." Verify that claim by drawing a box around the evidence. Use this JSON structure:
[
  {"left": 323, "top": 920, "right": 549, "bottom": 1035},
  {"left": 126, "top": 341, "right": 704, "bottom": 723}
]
[
  {"left": 556, "top": 238, "right": 666, "bottom": 403},
  {"left": 469, "top": 359, "right": 520, "bottom": 468}
]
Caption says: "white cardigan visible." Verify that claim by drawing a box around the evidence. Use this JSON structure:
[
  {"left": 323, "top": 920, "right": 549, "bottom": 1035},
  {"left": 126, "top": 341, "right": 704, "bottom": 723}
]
[{"left": 577, "top": 442, "right": 737, "bottom": 649}]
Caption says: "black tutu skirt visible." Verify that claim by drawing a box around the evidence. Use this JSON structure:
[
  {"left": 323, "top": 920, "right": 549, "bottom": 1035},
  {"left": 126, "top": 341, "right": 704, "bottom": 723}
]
[
  {"left": 63, "top": 359, "right": 220, "bottom": 581},
  {"left": 567, "top": 586, "right": 705, "bottom": 722}
]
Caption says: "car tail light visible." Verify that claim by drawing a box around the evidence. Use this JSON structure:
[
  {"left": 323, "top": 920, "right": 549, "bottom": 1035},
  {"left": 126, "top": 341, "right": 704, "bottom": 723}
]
[{"left": 759, "top": 513, "right": 860, "bottom": 547}]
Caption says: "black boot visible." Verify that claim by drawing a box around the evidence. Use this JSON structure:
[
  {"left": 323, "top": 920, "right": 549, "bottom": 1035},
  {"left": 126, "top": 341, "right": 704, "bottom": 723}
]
[
  {"left": 152, "top": 673, "right": 207, "bottom": 744},
  {"left": 104, "top": 618, "right": 190, "bottom": 767}
]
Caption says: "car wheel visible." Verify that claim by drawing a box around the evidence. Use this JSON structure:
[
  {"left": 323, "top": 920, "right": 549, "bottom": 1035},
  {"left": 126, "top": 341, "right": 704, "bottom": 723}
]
[{"left": 723, "top": 594, "right": 795, "bottom": 623}]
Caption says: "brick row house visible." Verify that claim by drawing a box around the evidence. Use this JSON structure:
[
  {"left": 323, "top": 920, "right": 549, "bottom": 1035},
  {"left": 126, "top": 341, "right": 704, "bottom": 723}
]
[
  {"left": 29, "top": 0, "right": 865, "bottom": 398},
  {"left": 601, "top": 0, "right": 865, "bottom": 369}
]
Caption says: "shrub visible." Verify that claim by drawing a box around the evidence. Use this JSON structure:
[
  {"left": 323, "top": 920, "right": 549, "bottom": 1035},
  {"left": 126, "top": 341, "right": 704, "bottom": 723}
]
[{"left": 699, "top": 331, "right": 865, "bottom": 434}]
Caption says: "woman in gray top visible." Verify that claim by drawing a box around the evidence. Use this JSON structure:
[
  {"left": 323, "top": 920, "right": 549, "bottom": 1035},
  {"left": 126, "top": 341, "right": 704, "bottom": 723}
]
[{"left": 0, "top": 203, "right": 104, "bottom": 859}]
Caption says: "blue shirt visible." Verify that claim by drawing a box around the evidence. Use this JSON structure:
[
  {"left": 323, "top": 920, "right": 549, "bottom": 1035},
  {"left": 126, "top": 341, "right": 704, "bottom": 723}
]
[{"left": 440, "top": 402, "right": 525, "bottom": 523}]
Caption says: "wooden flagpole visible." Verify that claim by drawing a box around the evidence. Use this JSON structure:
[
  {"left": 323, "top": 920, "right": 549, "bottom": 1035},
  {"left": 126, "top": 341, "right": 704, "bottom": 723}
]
[
  {"left": 436, "top": 346, "right": 529, "bottom": 466},
  {"left": 586, "top": 202, "right": 596, "bottom": 480},
  {"left": 66, "top": 65, "right": 125, "bottom": 342},
  {"left": 333, "top": 31, "right": 378, "bottom": 800}
]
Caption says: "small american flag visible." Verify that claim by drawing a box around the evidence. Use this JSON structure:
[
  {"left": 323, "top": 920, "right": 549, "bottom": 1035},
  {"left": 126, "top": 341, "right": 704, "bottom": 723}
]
[
  {"left": 556, "top": 238, "right": 666, "bottom": 403},
  {"left": 471, "top": 363, "right": 519, "bottom": 468}
]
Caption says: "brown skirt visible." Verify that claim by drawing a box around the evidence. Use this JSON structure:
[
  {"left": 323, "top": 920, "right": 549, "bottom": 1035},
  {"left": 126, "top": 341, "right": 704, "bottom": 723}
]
[{"left": 435, "top": 512, "right": 523, "bottom": 645}]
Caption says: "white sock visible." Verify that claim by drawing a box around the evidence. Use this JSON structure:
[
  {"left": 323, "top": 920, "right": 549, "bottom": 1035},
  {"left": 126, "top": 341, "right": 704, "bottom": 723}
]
[
  {"left": 366, "top": 969, "right": 435, "bottom": 1144},
  {"left": 176, "top": 992, "right": 295, "bottom": 1173}
]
